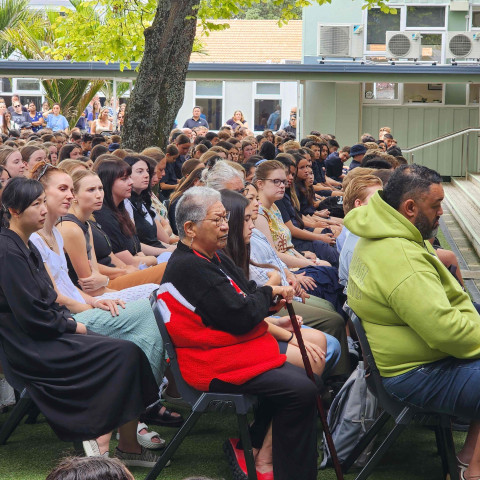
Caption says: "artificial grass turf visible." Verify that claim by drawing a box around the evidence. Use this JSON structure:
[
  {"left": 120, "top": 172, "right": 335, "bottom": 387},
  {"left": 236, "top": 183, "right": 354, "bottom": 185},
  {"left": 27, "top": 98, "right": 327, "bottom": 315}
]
[{"left": 0, "top": 405, "right": 467, "bottom": 480}]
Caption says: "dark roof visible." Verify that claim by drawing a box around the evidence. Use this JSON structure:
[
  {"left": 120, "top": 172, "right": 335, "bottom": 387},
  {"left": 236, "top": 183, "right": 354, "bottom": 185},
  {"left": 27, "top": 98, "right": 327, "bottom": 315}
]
[{"left": 0, "top": 60, "right": 479, "bottom": 83}]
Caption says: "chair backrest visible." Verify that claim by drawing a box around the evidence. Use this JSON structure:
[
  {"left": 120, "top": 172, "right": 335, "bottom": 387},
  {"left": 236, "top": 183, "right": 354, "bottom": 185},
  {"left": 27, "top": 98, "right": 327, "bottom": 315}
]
[
  {"left": 349, "top": 311, "right": 413, "bottom": 418},
  {"left": 149, "top": 291, "right": 203, "bottom": 406},
  {"left": 0, "top": 340, "right": 25, "bottom": 393}
]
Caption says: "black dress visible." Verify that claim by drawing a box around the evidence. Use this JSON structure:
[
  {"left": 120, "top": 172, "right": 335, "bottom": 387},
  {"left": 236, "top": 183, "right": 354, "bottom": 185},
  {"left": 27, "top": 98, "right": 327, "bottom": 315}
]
[{"left": 0, "top": 228, "right": 158, "bottom": 441}]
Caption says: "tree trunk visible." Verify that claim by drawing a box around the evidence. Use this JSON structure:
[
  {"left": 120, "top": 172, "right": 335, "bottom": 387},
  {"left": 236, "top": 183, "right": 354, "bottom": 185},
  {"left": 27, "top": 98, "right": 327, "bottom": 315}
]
[{"left": 122, "top": 0, "right": 197, "bottom": 151}]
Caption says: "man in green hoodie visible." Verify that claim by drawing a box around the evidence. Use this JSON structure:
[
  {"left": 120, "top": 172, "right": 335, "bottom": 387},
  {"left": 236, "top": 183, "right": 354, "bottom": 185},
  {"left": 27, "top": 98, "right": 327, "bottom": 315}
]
[{"left": 345, "top": 164, "right": 480, "bottom": 478}]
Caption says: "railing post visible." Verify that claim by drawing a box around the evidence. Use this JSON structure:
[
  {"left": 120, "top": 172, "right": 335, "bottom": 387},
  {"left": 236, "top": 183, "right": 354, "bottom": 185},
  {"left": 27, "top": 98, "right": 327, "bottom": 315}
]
[
  {"left": 461, "top": 135, "right": 465, "bottom": 177},
  {"left": 466, "top": 133, "right": 470, "bottom": 180},
  {"left": 411, "top": 153, "right": 414, "bottom": 164}
]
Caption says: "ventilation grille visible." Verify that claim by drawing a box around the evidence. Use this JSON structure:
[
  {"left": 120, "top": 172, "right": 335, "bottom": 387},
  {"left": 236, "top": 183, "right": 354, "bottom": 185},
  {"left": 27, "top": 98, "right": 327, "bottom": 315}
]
[
  {"left": 388, "top": 33, "right": 412, "bottom": 57},
  {"left": 319, "top": 26, "right": 350, "bottom": 56},
  {"left": 449, "top": 33, "right": 472, "bottom": 57}
]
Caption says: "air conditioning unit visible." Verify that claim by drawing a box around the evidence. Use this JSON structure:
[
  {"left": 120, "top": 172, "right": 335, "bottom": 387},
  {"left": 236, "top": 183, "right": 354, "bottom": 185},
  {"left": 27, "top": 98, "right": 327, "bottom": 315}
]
[
  {"left": 317, "top": 24, "right": 364, "bottom": 58},
  {"left": 447, "top": 32, "right": 480, "bottom": 59},
  {"left": 386, "top": 31, "right": 422, "bottom": 60}
]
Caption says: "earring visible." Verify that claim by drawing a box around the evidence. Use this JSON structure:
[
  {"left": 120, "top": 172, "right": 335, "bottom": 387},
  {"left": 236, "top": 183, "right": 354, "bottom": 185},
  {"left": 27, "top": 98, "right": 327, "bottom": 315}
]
[{"left": 190, "top": 236, "right": 194, "bottom": 248}]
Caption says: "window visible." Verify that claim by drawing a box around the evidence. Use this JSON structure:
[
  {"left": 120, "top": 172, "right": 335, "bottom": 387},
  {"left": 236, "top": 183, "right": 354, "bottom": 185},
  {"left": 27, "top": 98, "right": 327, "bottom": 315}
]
[
  {"left": 256, "top": 83, "right": 280, "bottom": 95},
  {"left": 406, "top": 7, "right": 445, "bottom": 28},
  {"left": 196, "top": 81, "right": 222, "bottom": 96},
  {"left": 404, "top": 83, "right": 443, "bottom": 104},
  {"left": 16, "top": 79, "right": 41, "bottom": 91},
  {"left": 254, "top": 100, "right": 282, "bottom": 131},
  {"left": 367, "top": 8, "right": 401, "bottom": 51},
  {"left": 473, "top": 8, "right": 480, "bottom": 28},
  {"left": 420, "top": 34, "right": 442, "bottom": 62},
  {"left": 195, "top": 81, "right": 223, "bottom": 130},
  {"left": 1, "top": 78, "right": 12, "bottom": 93},
  {"left": 364, "top": 82, "right": 399, "bottom": 101}
]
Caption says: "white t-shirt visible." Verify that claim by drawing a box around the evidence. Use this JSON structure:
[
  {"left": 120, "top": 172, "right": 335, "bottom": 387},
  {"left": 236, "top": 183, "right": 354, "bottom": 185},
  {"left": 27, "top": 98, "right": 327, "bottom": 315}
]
[{"left": 30, "top": 228, "right": 86, "bottom": 304}]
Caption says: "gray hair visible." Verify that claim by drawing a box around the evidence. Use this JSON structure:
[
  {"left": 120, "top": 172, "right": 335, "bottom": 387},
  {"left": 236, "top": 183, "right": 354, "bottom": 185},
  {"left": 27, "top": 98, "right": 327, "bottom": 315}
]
[
  {"left": 202, "top": 160, "right": 244, "bottom": 191},
  {"left": 175, "top": 186, "right": 221, "bottom": 240}
]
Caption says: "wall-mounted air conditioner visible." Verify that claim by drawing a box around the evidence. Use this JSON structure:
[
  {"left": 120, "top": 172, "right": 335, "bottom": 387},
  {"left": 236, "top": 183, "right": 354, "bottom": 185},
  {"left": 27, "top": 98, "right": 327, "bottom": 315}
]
[
  {"left": 386, "top": 31, "right": 422, "bottom": 60},
  {"left": 447, "top": 32, "right": 480, "bottom": 59},
  {"left": 317, "top": 24, "right": 364, "bottom": 58}
]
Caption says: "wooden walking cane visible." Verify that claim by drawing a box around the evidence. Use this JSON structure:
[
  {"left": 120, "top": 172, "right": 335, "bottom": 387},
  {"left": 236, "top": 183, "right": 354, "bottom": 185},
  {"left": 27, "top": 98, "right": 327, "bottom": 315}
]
[{"left": 286, "top": 302, "right": 345, "bottom": 480}]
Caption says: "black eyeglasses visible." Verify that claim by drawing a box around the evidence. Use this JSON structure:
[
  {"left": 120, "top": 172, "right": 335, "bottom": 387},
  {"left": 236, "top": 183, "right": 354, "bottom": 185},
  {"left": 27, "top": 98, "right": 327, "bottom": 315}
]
[
  {"left": 203, "top": 211, "right": 230, "bottom": 227},
  {"left": 265, "top": 178, "right": 286, "bottom": 186},
  {"left": 13, "top": 104, "right": 21, "bottom": 108},
  {"left": 37, "top": 163, "right": 57, "bottom": 180}
]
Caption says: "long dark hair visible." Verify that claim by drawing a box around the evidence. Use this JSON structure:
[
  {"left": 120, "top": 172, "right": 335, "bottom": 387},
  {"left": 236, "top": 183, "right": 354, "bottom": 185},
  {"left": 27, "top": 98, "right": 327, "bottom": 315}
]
[
  {"left": 221, "top": 187, "right": 280, "bottom": 279},
  {"left": 58, "top": 143, "right": 81, "bottom": 163},
  {"left": 0, "top": 177, "right": 44, "bottom": 228},
  {"left": 123, "top": 154, "right": 156, "bottom": 218},
  {"left": 293, "top": 153, "right": 315, "bottom": 207},
  {"left": 220, "top": 189, "right": 250, "bottom": 277},
  {"left": 96, "top": 158, "right": 136, "bottom": 236}
]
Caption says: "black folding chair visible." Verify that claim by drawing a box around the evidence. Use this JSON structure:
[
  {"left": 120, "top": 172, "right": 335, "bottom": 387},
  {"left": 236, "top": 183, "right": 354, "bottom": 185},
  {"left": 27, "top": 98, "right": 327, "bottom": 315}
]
[
  {"left": 147, "top": 291, "right": 258, "bottom": 480},
  {"left": 341, "top": 310, "right": 459, "bottom": 480}
]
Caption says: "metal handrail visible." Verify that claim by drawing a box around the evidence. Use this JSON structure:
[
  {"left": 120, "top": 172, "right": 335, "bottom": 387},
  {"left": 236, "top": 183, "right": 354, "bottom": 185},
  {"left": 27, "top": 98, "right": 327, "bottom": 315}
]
[
  {"left": 402, "top": 127, "right": 480, "bottom": 176},
  {"left": 402, "top": 127, "right": 480, "bottom": 154}
]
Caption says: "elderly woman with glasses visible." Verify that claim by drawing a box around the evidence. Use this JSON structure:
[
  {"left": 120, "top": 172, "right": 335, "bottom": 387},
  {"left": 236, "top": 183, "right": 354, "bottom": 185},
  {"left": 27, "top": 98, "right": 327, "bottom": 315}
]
[{"left": 158, "top": 186, "right": 319, "bottom": 480}]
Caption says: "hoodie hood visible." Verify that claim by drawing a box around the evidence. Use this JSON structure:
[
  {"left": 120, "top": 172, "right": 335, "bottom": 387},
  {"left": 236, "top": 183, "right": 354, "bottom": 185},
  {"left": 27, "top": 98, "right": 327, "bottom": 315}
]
[{"left": 344, "top": 190, "right": 423, "bottom": 244}]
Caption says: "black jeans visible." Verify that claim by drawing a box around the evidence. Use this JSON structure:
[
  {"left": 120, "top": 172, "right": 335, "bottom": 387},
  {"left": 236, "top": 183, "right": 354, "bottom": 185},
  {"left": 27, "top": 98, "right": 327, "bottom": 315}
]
[{"left": 210, "top": 362, "right": 319, "bottom": 480}]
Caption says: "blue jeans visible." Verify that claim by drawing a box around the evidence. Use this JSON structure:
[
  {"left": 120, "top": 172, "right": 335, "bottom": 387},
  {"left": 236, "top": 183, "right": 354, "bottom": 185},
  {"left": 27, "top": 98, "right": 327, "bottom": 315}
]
[
  {"left": 278, "top": 327, "right": 341, "bottom": 379},
  {"left": 382, "top": 357, "right": 480, "bottom": 420}
]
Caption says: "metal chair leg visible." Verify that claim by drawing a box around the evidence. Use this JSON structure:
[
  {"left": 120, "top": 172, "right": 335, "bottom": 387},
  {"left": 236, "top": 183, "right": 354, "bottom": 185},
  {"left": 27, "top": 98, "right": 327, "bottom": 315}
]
[
  {"left": 0, "top": 395, "right": 33, "bottom": 445},
  {"left": 342, "top": 410, "right": 390, "bottom": 473},
  {"left": 435, "top": 425, "right": 449, "bottom": 478},
  {"left": 144, "top": 411, "right": 203, "bottom": 480},
  {"left": 442, "top": 422, "right": 460, "bottom": 480},
  {"left": 354, "top": 423, "right": 408, "bottom": 480},
  {"left": 237, "top": 414, "right": 257, "bottom": 480}
]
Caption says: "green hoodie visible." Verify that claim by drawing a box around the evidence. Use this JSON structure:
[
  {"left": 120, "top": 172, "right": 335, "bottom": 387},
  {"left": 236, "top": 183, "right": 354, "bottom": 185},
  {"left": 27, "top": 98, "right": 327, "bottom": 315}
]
[{"left": 345, "top": 191, "right": 480, "bottom": 378}]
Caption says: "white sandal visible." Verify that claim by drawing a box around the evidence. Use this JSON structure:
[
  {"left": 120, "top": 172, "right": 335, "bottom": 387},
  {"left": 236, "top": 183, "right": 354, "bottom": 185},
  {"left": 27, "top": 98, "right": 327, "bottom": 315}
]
[{"left": 136, "top": 422, "right": 166, "bottom": 450}]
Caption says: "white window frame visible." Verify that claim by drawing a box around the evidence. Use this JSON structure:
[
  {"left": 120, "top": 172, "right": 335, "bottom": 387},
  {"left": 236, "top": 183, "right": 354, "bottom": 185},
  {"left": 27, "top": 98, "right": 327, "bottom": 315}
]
[
  {"left": 12, "top": 78, "right": 43, "bottom": 95},
  {"left": 403, "top": 83, "right": 445, "bottom": 106},
  {"left": 403, "top": 5, "right": 448, "bottom": 32},
  {"left": 470, "top": 5, "right": 480, "bottom": 30},
  {"left": 363, "top": 4, "right": 403, "bottom": 57},
  {"left": 252, "top": 81, "right": 283, "bottom": 133},
  {"left": 467, "top": 83, "right": 480, "bottom": 105},
  {"left": 364, "top": 4, "right": 448, "bottom": 63},
  {"left": 362, "top": 82, "right": 403, "bottom": 105},
  {"left": 193, "top": 80, "right": 225, "bottom": 129}
]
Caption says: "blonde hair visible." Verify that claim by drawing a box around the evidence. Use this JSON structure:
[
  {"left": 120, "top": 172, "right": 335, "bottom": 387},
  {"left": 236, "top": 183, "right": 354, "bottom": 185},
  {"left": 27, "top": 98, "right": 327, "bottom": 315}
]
[
  {"left": 141, "top": 146, "right": 165, "bottom": 163},
  {"left": 233, "top": 110, "right": 245, "bottom": 122},
  {"left": 282, "top": 140, "right": 301, "bottom": 152},
  {"left": 71, "top": 168, "right": 98, "bottom": 193},
  {"left": 57, "top": 159, "right": 88, "bottom": 175},
  {"left": 342, "top": 167, "right": 375, "bottom": 190},
  {"left": 343, "top": 175, "right": 382, "bottom": 215},
  {"left": 254, "top": 160, "right": 285, "bottom": 184}
]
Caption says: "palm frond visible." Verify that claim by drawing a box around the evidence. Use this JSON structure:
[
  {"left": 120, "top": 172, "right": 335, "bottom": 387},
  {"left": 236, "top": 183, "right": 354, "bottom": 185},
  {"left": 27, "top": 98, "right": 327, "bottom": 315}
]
[{"left": 43, "top": 78, "right": 104, "bottom": 127}]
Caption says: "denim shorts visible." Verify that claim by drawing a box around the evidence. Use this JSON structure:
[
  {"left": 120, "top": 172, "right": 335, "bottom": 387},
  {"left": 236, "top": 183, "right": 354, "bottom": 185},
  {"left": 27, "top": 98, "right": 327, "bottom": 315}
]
[{"left": 382, "top": 357, "right": 480, "bottom": 420}]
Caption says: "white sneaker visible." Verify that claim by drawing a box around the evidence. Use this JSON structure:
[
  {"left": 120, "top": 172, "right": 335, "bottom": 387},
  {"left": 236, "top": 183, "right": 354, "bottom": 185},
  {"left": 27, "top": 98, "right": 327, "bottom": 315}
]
[{"left": 82, "top": 440, "right": 109, "bottom": 457}]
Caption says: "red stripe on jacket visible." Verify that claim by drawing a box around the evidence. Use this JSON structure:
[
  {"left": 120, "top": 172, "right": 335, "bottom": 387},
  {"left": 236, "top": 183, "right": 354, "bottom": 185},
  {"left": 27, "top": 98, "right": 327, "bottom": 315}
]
[{"left": 157, "top": 287, "right": 286, "bottom": 391}]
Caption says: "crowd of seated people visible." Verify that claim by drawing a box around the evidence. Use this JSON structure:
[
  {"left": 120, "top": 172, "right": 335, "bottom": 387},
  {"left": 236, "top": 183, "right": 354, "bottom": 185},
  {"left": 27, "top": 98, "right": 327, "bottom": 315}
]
[{"left": 2, "top": 112, "right": 479, "bottom": 480}]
